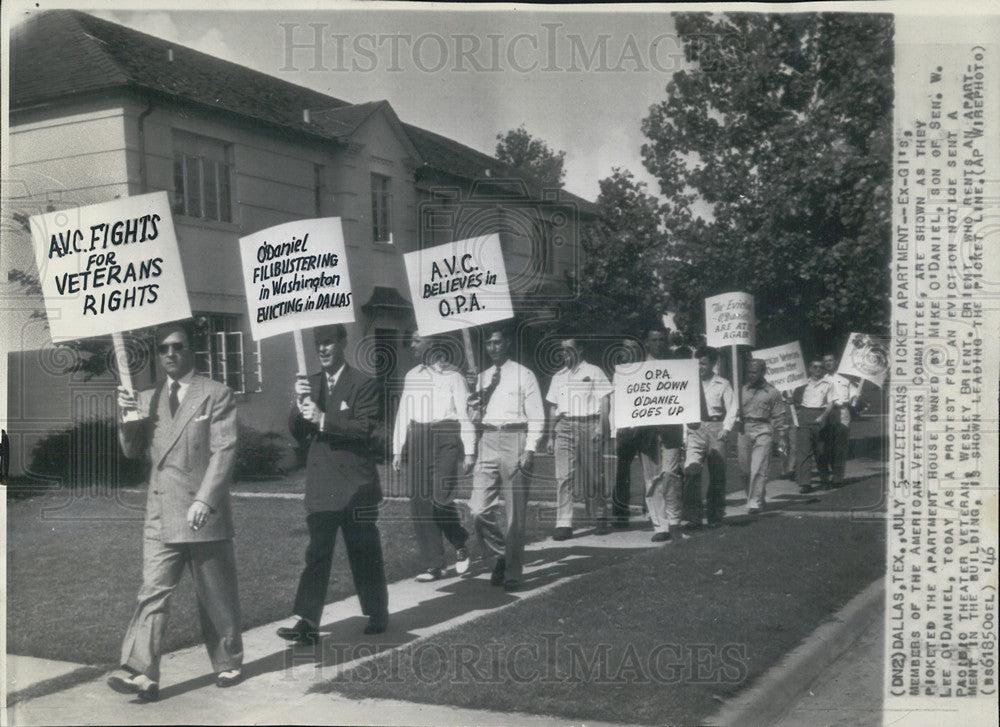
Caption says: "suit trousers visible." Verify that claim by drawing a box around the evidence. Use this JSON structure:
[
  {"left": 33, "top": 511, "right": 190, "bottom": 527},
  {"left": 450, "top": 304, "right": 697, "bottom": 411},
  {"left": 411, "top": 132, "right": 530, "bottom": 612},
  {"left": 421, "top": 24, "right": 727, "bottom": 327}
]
[
  {"left": 121, "top": 538, "right": 243, "bottom": 681},
  {"left": 638, "top": 430, "right": 682, "bottom": 533},
  {"left": 683, "top": 421, "right": 728, "bottom": 525},
  {"left": 794, "top": 407, "right": 829, "bottom": 486},
  {"left": 738, "top": 422, "right": 773, "bottom": 509},
  {"left": 826, "top": 409, "right": 850, "bottom": 484},
  {"left": 292, "top": 509, "right": 389, "bottom": 628},
  {"left": 405, "top": 420, "right": 469, "bottom": 571},
  {"left": 613, "top": 428, "right": 643, "bottom": 521},
  {"left": 469, "top": 429, "right": 531, "bottom": 580},
  {"left": 553, "top": 417, "right": 606, "bottom": 528}
]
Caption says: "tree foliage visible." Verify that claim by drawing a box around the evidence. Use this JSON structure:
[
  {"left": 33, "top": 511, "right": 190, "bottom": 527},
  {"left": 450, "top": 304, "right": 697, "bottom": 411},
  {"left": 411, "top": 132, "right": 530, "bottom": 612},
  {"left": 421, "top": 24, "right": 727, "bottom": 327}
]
[
  {"left": 560, "top": 168, "right": 668, "bottom": 337},
  {"left": 641, "top": 13, "right": 893, "bottom": 353},
  {"left": 496, "top": 125, "right": 566, "bottom": 188}
]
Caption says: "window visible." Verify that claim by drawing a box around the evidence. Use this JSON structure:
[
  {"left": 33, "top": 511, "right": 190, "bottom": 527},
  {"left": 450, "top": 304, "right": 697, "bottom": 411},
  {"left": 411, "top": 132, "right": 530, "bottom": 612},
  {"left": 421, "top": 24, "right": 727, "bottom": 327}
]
[
  {"left": 314, "top": 164, "right": 325, "bottom": 217},
  {"left": 173, "top": 131, "right": 233, "bottom": 222},
  {"left": 371, "top": 173, "right": 392, "bottom": 243},
  {"left": 192, "top": 314, "right": 259, "bottom": 394}
]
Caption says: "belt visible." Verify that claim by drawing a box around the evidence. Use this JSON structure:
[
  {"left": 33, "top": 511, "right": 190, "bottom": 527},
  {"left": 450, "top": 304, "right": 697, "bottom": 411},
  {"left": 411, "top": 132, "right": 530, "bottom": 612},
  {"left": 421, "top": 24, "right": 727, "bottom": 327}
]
[
  {"left": 559, "top": 414, "right": 600, "bottom": 422},
  {"left": 482, "top": 422, "right": 528, "bottom": 432},
  {"left": 702, "top": 415, "right": 724, "bottom": 422}
]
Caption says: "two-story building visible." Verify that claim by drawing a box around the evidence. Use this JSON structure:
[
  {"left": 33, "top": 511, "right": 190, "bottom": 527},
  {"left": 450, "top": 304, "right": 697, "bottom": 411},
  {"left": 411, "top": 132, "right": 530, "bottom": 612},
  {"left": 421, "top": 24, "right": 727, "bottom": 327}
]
[{"left": 4, "top": 10, "right": 596, "bottom": 481}]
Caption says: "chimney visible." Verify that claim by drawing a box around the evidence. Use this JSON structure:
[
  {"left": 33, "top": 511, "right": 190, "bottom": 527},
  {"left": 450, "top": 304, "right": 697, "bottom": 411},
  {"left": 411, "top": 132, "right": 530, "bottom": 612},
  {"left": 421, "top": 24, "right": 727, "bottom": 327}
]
[{"left": 303, "top": 109, "right": 311, "bottom": 124}]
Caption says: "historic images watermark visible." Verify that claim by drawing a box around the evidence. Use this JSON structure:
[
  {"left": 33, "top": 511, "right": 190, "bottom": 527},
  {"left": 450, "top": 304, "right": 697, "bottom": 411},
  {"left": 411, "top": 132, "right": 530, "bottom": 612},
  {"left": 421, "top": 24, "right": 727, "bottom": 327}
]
[
  {"left": 278, "top": 23, "right": 746, "bottom": 75},
  {"left": 284, "top": 634, "right": 750, "bottom": 686}
]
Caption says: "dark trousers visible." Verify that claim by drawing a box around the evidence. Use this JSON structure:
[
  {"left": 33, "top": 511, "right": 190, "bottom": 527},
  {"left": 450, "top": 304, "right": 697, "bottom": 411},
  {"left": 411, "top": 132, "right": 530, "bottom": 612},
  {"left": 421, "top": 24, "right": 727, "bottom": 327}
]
[
  {"left": 613, "top": 428, "right": 644, "bottom": 521},
  {"left": 292, "top": 509, "right": 388, "bottom": 628},
  {"left": 826, "top": 415, "right": 849, "bottom": 484},
  {"left": 795, "top": 407, "right": 830, "bottom": 486},
  {"left": 404, "top": 420, "right": 469, "bottom": 570}
]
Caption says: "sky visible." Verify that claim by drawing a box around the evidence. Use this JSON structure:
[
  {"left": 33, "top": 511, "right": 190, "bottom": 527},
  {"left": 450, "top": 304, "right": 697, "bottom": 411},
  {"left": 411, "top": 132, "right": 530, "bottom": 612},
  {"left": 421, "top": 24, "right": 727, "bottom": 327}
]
[{"left": 8, "top": 2, "right": 689, "bottom": 202}]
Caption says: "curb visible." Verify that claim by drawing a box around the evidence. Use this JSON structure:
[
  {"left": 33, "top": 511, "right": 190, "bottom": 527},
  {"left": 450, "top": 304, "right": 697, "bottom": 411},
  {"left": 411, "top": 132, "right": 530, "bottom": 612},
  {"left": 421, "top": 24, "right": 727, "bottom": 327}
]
[{"left": 707, "top": 576, "right": 884, "bottom": 727}]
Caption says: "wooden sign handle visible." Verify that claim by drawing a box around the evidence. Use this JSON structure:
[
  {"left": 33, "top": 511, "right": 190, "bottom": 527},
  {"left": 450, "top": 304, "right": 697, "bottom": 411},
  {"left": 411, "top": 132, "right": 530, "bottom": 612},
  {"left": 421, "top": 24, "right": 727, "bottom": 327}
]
[
  {"left": 112, "top": 332, "right": 140, "bottom": 422},
  {"left": 293, "top": 329, "right": 308, "bottom": 376}
]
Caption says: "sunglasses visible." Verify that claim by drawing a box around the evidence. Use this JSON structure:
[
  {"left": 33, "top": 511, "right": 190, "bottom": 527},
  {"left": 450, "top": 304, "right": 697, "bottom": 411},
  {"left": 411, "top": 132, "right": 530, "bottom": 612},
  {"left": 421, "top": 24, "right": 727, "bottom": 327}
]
[{"left": 157, "top": 342, "right": 187, "bottom": 354}]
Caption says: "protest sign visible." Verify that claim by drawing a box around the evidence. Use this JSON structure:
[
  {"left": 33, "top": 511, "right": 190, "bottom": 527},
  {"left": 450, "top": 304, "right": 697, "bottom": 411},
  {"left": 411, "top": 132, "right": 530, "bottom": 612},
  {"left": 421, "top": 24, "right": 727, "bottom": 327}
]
[
  {"left": 837, "top": 332, "right": 889, "bottom": 387},
  {"left": 28, "top": 191, "right": 190, "bottom": 343},
  {"left": 612, "top": 359, "right": 700, "bottom": 431},
  {"left": 752, "top": 341, "right": 807, "bottom": 393},
  {"left": 705, "top": 292, "right": 756, "bottom": 348},
  {"left": 403, "top": 234, "right": 513, "bottom": 337},
  {"left": 238, "top": 217, "right": 354, "bottom": 342}
]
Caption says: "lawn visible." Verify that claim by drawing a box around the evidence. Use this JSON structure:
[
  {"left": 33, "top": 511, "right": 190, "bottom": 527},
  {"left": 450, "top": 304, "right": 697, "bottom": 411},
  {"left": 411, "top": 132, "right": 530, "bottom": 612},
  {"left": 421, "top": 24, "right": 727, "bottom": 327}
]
[
  {"left": 322, "top": 514, "right": 886, "bottom": 726},
  {"left": 5, "top": 491, "right": 555, "bottom": 665}
]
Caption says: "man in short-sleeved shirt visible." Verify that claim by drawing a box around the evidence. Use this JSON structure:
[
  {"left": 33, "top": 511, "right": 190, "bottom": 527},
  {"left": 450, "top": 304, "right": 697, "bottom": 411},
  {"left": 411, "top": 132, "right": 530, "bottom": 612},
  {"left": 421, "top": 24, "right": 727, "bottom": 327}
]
[
  {"left": 545, "top": 338, "right": 612, "bottom": 540},
  {"left": 738, "top": 359, "right": 788, "bottom": 513},
  {"left": 792, "top": 360, "right": 835, "bottom": 492}
]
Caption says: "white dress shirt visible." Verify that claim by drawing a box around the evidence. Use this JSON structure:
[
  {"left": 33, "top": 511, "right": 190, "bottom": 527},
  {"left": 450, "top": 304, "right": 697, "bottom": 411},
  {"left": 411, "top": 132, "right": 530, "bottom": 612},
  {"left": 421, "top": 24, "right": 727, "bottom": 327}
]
[
  {"left": 545, "top": 361, "right": 612, "bottom": 418},
  {"left": 478, "top": 359, "right": 545, "bottom": 453},
  {"left": 392, "top": 363, "right": 475, "bottom": 456},
  {"left": 799, "top": 378, "right": 833, "bottom": 407},
  {"left": 699, "top": 374, "right": 738, "bottom": 432}
]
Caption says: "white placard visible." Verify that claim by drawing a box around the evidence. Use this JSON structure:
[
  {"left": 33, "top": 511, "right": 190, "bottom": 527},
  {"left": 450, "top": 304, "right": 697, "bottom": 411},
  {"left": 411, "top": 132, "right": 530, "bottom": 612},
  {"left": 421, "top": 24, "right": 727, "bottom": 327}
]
[
  {"left": 613, "top": 359, "right": 700, "bottom": 430},
  {"left": 403, "top": 234, "right": 513, "bottom": 336},
  {"left": 836, "top": 332, "right": 889, "bottom": 388},
  {"left": 239, "top": 217, "right": 354, "bottom": 340},
  {"left": 28, "top": 192, "right": 190, "bottom": 342},
  {"left": 752, "top": 341, "right": 807, "bottom": 394},
  {"left": 705, "top": 291, "right": 756, "bottom": 348}
]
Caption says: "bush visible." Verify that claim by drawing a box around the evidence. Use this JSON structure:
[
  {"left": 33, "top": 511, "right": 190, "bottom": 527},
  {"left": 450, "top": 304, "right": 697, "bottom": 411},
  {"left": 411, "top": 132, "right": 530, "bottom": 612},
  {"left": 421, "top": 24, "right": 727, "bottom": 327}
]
[
  {"left": 26, "top": 417, "right": 149, "bottom": 489},
  {"left": 235, "top": 422, "right": 289, "bottom": 480}
]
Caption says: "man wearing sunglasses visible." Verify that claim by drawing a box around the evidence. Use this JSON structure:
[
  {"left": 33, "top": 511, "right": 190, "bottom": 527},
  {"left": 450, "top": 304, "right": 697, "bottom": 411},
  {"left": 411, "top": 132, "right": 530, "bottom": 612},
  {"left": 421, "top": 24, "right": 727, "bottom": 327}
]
[{"left": 108, "top": 320, "right": 243, "bottom": 702}]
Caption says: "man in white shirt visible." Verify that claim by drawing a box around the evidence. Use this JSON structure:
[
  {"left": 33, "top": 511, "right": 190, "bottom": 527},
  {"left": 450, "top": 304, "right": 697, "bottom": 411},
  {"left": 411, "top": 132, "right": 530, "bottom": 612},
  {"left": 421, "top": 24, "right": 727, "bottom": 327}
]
[
  {"left": 683, "top": 346, "right": 737, "bottom": 528},
  {"left": 468, "top": 324, "right": 545, "bottom": 592},
  {"left": 791, "top": 360, "right": 835, "bottom": 492},
  {"left": 545, "top": 337, "right": 612, "bottom": 540},
  {"left": 636, "top": 324, "right": 684, "bottom": 543},
  {"left": 822, "top": 353, "right": 856, "bottom": 487},
  {"left": 392, "top": 332, "right": 476, "bottom": 581}
]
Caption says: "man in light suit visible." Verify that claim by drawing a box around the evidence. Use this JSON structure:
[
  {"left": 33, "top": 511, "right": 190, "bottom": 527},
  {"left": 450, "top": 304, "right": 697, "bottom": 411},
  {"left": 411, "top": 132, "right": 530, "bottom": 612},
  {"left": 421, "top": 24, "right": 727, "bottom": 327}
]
[
  {"left": 108, "top": 320, "right": 243, "bottom": 702},
  {"left": 277, "top": 323, "right": 389, "bottom": 644}
]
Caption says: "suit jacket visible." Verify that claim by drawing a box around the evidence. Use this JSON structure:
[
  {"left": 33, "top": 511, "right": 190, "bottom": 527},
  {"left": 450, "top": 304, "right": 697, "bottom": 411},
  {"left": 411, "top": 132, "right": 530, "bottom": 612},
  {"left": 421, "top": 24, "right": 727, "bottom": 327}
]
[
  {"left": 119, "top": 375, "right": 238, "bottom": 544},
  {"left": 289, "top": 365, "right": 383, "bottom": 513}
]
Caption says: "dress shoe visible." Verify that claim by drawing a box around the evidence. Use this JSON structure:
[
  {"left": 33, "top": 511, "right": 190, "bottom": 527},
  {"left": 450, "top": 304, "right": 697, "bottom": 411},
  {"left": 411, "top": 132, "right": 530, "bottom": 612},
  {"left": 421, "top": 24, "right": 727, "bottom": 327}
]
[
  {"left": 552, "top": 527, "right": 573, "bottom": 541},
  {"left": 455, "top": 547, "right": 471, "bottom": 575},
  {"left": 415, "top": 567, "right": 444, "bottom": 582},
  {"left": 216, "top": 669, "right": 243, "bottom": 688},
  {"left": 651, "top": 531, "right": 672, "bottom": 543},
  {"left": 503, "top": 578, "right": 520, "bottom": 592},
  {"left": 490, "top": 556, "right": 506, "bottom": 586},
  {"left": 747, "top": 506, "right": 761, "bottom": 515},
  {"left": 107, "top": 670, "right": 159, "bottom": 702},
  {"left": 276, "top": 619, "right": 318, "bottom": 645},
  {"left": 364, "top": 614, "right": 389, "bottom": 635}
]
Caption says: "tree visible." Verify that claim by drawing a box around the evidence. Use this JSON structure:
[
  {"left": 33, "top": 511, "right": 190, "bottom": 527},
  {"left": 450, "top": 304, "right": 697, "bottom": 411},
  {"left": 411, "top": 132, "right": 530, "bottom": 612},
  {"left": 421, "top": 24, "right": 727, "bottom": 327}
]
[
  {"left": 641, "top": 13, "right": 893, "bottom": 354},
  {"left": 495, "top": 125, "right": 566, "bottom": 188},
  {"left": 560, "top": 168, "right": 668, "bottom": 337}
]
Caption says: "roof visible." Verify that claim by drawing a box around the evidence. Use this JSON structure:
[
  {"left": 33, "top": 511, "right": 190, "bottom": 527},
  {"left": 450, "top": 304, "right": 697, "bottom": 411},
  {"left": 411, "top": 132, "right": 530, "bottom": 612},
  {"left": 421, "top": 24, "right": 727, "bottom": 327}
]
[{"left": 9, "top": 10, "right": 596, "bottom": 214}]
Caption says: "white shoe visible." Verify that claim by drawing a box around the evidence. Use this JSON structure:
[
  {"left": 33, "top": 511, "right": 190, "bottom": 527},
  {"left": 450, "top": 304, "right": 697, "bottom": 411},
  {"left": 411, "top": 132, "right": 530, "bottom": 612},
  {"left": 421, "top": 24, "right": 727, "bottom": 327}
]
[{"left": 455, "top": 547, "right": 470, "bottom": 575}]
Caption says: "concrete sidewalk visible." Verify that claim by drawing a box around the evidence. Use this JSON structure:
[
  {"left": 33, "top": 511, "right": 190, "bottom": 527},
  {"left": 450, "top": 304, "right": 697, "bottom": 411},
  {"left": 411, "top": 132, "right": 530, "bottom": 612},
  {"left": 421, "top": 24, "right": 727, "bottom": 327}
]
[{"left": 7, "top": 459, "right": 887, "bottom": 726}]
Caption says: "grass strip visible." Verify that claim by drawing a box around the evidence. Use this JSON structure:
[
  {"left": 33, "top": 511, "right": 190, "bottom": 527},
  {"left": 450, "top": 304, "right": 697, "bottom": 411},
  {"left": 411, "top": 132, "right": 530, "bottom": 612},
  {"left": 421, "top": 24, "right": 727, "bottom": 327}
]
[{"left": 321, "top": 515, "right": 885, "bottom": 726}]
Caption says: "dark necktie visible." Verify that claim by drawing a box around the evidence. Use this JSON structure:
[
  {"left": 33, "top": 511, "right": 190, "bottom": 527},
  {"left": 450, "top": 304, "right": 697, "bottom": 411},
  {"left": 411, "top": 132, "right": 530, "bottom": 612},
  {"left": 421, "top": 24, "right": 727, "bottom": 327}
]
[
  {"left": 480, "top": 366, "right": 502, "bottom": 412},
  {"left": 699, "top": 380, "right": 710, "bottom": 421},
  {"left": 169, "top": 381, "right": 180, "bottom": 417}
]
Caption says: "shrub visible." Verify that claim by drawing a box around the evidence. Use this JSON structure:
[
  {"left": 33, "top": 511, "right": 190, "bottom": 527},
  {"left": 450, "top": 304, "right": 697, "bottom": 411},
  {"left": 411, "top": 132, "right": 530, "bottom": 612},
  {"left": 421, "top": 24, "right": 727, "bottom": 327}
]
[
  {"left": 235, "top": 422, "right": 289, "bottom": 480},
  {"left": 26, "top": 417, "right": 149, "bottom": 490}
]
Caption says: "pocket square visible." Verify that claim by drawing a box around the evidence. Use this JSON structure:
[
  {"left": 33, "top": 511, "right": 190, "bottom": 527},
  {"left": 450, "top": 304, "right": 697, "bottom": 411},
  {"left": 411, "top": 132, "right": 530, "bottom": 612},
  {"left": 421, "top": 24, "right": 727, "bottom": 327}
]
[
  {"left": 194, "top": 414, "right": 210, "bottom": 422},
  {"left": 339, "top": 401, "right": 350, "bottom": 411}
]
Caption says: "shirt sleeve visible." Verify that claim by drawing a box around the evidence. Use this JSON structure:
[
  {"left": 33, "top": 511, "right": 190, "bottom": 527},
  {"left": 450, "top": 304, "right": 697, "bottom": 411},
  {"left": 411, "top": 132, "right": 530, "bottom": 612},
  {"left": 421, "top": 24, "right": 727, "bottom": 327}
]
[
  {"left": 545, "top": 374, "right": 559, "bottom": 405},
  {"left": 722, "top": 380, "right": 737, "bottom": 431},
  {"left": 451, "top": 372, "right": 476, "bottom": 456},
  {"left": 523, "top": 367, "right": 546, "bottom": 453}
]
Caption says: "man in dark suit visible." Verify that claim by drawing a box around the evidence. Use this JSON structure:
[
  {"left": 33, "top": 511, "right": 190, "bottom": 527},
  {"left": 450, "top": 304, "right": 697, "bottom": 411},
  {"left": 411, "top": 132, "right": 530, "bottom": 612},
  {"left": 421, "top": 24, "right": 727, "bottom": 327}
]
[
  {"left": 108, "top": 320, "right": 243, "bottom": 702},
  {"left": 277, "top": 323, "right": 389, "bottom": 644}
]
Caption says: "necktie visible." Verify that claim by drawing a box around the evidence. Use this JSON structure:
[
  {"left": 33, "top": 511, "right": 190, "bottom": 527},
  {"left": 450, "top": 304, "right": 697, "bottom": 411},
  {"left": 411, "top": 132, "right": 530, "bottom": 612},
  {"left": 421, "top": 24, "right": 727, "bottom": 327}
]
[
  {"left": 479, "top": 365, "right": 502, "bottom": 413},
  {"left": 169, "top": 381, "right": 180, "bottom": 417},
  {"left": 699, "top": 380, "right": 710, "bottom": 421}
]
